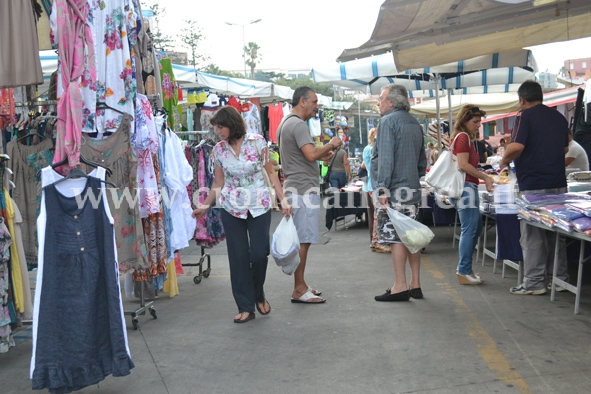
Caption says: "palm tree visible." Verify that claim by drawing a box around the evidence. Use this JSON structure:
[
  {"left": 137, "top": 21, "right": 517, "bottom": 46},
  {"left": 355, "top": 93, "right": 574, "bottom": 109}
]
[{"left": 243, "top": 42, "right": 261, "bottom": 79}]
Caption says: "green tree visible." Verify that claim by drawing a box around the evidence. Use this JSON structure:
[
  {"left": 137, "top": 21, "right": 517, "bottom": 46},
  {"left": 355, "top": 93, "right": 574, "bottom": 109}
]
[
  {"left": 201, "top": 63, "right": 223, "bottom": 75},
  {"left": 144, "top": 2, "right": 174, "bottom": 49},
  {"left": 201, "top": 64, "right": 244, "bottom": 78},
  {"left": 180, "top": 20, "right": 210, "bottom": 70},
  {"left": 274, "top": 76, "right": 334, "bottom": 97},
  {"left": 243, "top": 42, "right": 261, "bottom": 79}
]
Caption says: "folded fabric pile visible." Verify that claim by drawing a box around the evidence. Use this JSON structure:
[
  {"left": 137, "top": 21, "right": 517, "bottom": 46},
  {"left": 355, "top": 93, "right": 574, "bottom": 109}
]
[{"left": 516, "top": 192, "right": 591, "bottom": 234}]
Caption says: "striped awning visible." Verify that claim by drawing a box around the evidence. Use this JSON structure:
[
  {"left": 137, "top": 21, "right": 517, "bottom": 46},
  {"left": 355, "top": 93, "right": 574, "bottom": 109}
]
[{"left": 312, "top": 50, "right": 536, "bottom": 94}]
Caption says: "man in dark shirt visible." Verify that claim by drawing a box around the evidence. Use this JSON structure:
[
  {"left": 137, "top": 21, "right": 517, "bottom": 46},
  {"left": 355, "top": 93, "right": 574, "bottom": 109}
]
[
  {"left": 474, "top": 131, "right": 487, "bottom": 163},
  {"left": 500, "top": 80, "right": 570, "bottom": 295}
]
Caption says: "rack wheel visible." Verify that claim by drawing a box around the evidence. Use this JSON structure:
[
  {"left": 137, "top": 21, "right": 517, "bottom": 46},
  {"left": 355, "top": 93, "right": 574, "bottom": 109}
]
[
  {"left": 193, "top": 275, "right": 202, "bottom": 284},
  {"left": 203, "top": 269, "right": 211, "bottom": 278},
  {"left": 149, "top": 307, "right": 157, "bottom": 319},
  {"left": 132, "top": 318, "right": 139, "bottom": 330}
]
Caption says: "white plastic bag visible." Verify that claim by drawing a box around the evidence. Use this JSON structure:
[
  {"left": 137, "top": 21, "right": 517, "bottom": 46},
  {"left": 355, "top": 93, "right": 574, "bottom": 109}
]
[
  {"left": 271, "top": 216, "right": 300, "bottom": 269},
  {"left": 386, "top": 207, "right": 435, "bottom": 254}
]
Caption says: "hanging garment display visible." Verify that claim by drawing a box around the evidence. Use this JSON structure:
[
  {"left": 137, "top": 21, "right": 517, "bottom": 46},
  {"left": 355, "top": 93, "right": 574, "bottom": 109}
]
[
  {"left": 5, "top": 138, "right": 54, "bottom": 267},
  {"left": 159, "top": 58, "right": 178, "bottom": 130},
  {"left": 132, "top": 93, "right": 160, "bottom": 218},
  {"left": 190, "top": 143, "right": 225, "bottom": 248},
  {"left": 10, "top": 198, "right": 33, "bottom": 321},
  {"left": 161, "top": 129, "right": 196, "bottom": 251},
  {"left": 0, "top": 0, "right": 44, "bottom": 88},
  {"left": 267, "top": 103, "right": 284, "bottom": 143},
  {"left": 80, "top": 115, "right": 147, "bottom": 273},
  {"left": 31, "top": 167, "right": 134, "bottom": 392},
  {"left": 134, "top": 153, "right": 167, "bottom": 283},
  {"left": 242, "top": 102, "right": 262, "bottom": 135},
  {"left": 50, "top": 0, "right": 96, "bottom": 167}
]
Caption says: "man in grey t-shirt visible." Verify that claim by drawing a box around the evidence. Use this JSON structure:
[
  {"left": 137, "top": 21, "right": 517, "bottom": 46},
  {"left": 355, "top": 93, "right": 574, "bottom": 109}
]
[{"left": 279, "top": 86, "right": 343, "bottom": 304}]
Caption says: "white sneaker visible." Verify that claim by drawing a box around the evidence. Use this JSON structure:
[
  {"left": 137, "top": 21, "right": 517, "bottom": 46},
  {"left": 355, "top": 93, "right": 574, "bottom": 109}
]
[{"left": 510, "top": 284, "right": 547, "bottom": 295}]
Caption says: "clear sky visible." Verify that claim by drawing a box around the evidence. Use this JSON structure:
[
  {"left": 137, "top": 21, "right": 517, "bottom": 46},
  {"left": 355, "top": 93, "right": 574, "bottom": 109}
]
[{"left": 151, "top": 1, "right": 591, "bottom": 75}]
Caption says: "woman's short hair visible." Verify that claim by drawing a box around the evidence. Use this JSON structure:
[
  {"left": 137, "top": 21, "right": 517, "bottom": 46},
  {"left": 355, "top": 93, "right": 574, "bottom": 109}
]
[{"left": 209, "top": 106, "right": 246, "bottom": 143}]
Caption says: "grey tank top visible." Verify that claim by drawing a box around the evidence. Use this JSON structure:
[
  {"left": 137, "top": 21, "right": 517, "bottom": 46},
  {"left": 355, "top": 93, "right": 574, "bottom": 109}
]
[{"left": 331, "top": 149, "right": 347, "bottom": 173}]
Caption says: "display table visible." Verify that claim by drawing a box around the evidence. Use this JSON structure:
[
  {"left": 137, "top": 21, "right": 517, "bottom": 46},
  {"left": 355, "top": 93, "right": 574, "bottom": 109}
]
[
  {"left": 325, "top": 191, "right": 368, "bottom": 230},
  {"left": 478, "top": 212, "right": 523, "bottom": 284},
  {"left": 425, "top": 193, "right": 457, "bottom": 226},
  {"left": 522, "top": 220, "right": 591, "bottom": 314}
]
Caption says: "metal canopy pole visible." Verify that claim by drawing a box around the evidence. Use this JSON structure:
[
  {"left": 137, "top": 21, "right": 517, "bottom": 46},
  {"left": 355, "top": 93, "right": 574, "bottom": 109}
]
[
  {"left": 448, "top": 89, "right": 453, "bottom": 137},
  {"left": 434, "top": 74, "right": 441, "bottom": 151},
  {"left": 358, "top": 90, "right": 362, "bottom": 146}
]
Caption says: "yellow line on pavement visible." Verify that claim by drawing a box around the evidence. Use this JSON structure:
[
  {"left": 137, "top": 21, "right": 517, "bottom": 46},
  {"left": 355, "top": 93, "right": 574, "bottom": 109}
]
[{"left": 422, "top": 256, "right": 532, "bottom": 394}]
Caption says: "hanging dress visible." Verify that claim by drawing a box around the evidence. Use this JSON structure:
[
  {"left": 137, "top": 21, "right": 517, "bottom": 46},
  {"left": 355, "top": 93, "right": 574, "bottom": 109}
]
[
  {"left": 80, "top": 115, "right": 147, "bottom": 273},
  {"left": 31, "top": 167, "right": 134, "bottom": 393}
]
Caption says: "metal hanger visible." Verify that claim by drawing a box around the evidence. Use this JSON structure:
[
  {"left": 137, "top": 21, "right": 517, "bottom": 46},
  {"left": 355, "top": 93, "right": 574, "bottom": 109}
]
[
  {"left": 51, "top": 165, "right": 117, "bottom": 188},
  {"left": 50, "top": 154, "right": 113, "bottom": 178},
  {"left": 96, "top": 101, "right": 130, "bottom": 117}
]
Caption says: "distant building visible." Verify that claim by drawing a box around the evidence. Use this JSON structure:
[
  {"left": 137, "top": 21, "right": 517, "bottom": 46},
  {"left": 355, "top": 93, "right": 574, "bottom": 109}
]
[
  {"left": 167, "top": 51, "right": 188, "bottom": 66},
  {"left": 564, "top": 57, "right": 590, "bottom": 78},
  {"left": 538, "top": 72, "right": 558, "bottom": 89}
]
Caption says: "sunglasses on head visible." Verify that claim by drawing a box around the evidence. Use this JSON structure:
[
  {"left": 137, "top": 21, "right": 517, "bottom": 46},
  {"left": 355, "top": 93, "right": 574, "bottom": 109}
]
[{"left": 468, "top": 107, "right": 481, "bottom": 114}]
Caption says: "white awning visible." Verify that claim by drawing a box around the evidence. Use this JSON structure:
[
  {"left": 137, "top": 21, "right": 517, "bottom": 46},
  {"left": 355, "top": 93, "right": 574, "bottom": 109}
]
[
  {"left": 193, "top": 72, "right": 273, "bottom": 97},
  {"left": 171, "top": 64, "right": 196, "bottom": 83}
]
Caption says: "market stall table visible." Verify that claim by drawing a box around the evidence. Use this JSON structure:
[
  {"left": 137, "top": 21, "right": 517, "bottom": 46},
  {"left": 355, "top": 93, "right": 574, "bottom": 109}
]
[
  {"left": 479, "top": 211, "right": 523, "bottom": 284},
  {"left": 522, "top": 220, "right": 591, "bottom": 314},
  {"left": 325, "top": 190, "right": 368, "bottom": 230}
]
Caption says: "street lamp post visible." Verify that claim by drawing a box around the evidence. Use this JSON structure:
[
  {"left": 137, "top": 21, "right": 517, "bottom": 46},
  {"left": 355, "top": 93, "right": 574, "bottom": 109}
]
[{"left": 225, "top": 19, "right": 262, "bottom": 78}]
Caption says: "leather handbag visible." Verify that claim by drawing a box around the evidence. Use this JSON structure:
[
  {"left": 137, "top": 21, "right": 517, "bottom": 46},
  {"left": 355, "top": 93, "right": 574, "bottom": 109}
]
[{"left": 424, "top": 132, "right": 468, "bottom": 199}]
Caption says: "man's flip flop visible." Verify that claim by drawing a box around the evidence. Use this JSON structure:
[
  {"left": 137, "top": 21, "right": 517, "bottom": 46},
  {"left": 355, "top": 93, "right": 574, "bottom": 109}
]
[
  {"left": 291, "top": 290, "right": 326, "bottom": 304},
  {"left": 308, "top": 286, "right": 322, "bottom": 296}
]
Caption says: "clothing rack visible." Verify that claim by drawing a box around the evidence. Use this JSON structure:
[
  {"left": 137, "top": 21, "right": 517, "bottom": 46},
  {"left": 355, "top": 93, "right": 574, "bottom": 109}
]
[
  {"left": 125, "top": 285, "right": 156, "bottom": 330},
  {"left": 174, "top": 130, "right": 210, "bottom": 135},
  {"left": 15, "top": 100, "right": 58, "bottom": 107},
  {"left": 183, "top": 246, "right": 211, "bottom": 284}
]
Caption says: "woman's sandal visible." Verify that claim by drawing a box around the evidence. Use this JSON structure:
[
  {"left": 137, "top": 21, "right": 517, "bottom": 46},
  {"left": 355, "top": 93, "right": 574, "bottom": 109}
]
[
  {"left": 256, "top": 300, "right": 271, "bottom": 315},
  {"left": 233, "top": 312, "right": 255, "bottom": 323}
]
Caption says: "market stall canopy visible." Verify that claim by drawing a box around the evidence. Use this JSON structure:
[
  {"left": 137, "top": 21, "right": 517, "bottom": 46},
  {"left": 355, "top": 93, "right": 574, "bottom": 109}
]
[
  {"left": 324, "top": 101, "right": 354, "bottom": 110},
  {"left": 408, "top": 84, "right": 523, "bottom": 99},
  {"left": 313, "top": 50, "right": 536, "bottom": 94},
  {"left": 410, "top": 86, "right": 579, "bottom": 118},
  {"left": 481, "top": 86, "right": 579, "bottom": 123},
  {"left": 171, "top": 64, "right": 197, "bottom": 83},
  {"left": 184, "top": 72, "right": 272, "bottom": 98},
  {"left": 410, "top": 93, "right": 521, "bottom": 118},
  {"left": 337, "top": 0, "right": 591, "bottom": 70}
]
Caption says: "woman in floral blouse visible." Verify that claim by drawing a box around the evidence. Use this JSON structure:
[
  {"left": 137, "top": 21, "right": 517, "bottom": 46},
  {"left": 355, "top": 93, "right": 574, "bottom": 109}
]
[{"left": 192, "top": 106, "right": 291, "bottom": 323}]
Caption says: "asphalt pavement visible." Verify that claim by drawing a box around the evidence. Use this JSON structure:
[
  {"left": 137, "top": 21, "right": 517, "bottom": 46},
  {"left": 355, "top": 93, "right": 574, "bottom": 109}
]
[{"left": 2, "top": 207, "right": 591, "bottom": 394}]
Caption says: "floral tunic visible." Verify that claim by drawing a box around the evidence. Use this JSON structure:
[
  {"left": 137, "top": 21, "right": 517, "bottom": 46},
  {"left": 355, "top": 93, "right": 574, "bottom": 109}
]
[
  {"left": 132, "top": 93, "right": 159, "bottom": 218},
  {"left": 213, "top": 134, "right": 271, "bottom": 219}
]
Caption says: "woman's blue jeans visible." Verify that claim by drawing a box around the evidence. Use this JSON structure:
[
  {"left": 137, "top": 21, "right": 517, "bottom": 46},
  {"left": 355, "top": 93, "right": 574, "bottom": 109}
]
[
  {"left": 328, "top": 172, "right": 348, "bottom": 189},
  {"left": 449, "top": 182, "right": 482, "bottom": 275}
]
